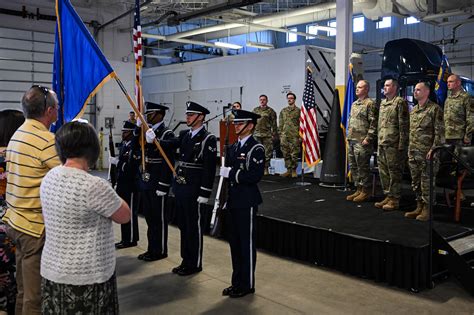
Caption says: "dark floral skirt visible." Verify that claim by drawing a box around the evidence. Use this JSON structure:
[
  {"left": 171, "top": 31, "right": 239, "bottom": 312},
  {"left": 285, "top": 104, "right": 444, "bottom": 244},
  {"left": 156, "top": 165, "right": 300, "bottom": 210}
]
[
  {"left": 0, "top": 199, "right": 17, "bottom": 314},
  {"left": 41, "top": 273, "right": 119, "bottom": 315}
]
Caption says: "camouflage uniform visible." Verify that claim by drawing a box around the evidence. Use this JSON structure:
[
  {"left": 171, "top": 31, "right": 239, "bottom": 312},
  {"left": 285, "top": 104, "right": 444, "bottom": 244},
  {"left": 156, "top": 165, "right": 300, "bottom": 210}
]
[
  {"left": 444, "top": 89, "right": 474, "bottom": 145},
  {"left": 347, "top": 97, "right": 377, "bottom": 188},
  {"left": 253, "top": 106, "right": 278, "bottom": 169},
  {"left": 279, "top": 105, "right": 301, "bottom": 171},
  {"left": 377, "top": 96, "right": 409, "bottom": 198},
  {"left": 408, "top": 100, "right": 444, "bottom": 204}
]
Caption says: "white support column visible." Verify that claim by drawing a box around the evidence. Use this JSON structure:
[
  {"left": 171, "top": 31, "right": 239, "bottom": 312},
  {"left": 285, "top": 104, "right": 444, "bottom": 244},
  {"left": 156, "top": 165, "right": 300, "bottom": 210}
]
[{"left": 335, "top": 0, "right": 353, "bottom": 108}]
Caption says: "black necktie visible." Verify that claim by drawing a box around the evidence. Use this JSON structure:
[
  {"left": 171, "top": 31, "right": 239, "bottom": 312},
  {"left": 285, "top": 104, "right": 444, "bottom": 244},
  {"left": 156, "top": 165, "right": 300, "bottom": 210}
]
[{"left": 236, "top": 141, "right": 241, "bottom": 151}]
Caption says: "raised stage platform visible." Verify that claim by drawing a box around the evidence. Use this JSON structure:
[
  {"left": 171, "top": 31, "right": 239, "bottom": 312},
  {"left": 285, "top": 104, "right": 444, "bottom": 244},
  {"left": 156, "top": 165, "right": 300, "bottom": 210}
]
[{"left": 170, "top": 175, "right": 474, "bottom": 292}]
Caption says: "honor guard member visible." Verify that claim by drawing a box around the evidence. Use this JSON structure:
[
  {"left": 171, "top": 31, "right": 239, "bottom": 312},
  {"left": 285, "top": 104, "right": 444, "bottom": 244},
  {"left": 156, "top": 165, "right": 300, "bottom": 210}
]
[
  {"left": 219, "top": 109, "right": 265, "bottom": 298},
  {"left": 162, "top": 101, "right": 217, "bottom": 276},
  {"left": 111, "top": 121, "right": 140, "bottom": 249},
  {"left": 136, "top": 102, "right": 175, "bottom": 262},
  {"left": 375, "top": 79, "right": 409, "bottom": 211},
  {"left": 405, "top": 82, "right": 444, "bottom": 221}
]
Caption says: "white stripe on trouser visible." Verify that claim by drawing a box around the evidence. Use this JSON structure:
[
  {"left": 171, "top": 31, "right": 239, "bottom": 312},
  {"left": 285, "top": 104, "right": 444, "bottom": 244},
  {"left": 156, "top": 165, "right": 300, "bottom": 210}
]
[
  {"left": 250, "top": 207, "right": 253, "bottom": 288},
  {"left": 197, "top": 203, "right": 202, "bottom": 268},
  {"left": 130, "top": 192, "right": 134, "bottom": 243},
  {"left": 161, "top": 196, "right": 165, "bottom": 255}
]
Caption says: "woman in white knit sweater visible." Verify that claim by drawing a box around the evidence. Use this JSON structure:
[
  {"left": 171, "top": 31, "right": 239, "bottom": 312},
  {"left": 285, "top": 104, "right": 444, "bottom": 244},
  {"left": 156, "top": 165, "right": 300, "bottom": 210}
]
[{"left": 40, "top": 121, "right": 130, "bottom": 314}]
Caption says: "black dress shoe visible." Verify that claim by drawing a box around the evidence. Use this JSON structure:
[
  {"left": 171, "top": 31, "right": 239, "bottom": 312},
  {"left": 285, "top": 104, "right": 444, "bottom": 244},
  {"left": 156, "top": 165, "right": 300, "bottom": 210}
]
[
  {"left": 229, "top": 287, "right": 255, "bottom": 298},
  {"left": 115, "top": 241, "right": 137, "bottom": 249},
  {"left": 222, "top": 286, "right": 235, "bottom": 296},
  {"left": 142, "top": 253, "right": 168, "bottom": 262},
  {"left": 137, "top": 252, "right": 149, "bottom": 260},
  {"left": 177, "top": 266, "right": 202, "bottom": 276},
  {"left": 172, "top": 265, "right": 185, "bottom": 274}
]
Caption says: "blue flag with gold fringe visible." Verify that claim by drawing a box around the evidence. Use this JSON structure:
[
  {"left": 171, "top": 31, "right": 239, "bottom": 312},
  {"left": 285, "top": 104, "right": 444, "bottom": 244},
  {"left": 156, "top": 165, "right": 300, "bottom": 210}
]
[
  {"left": 341, "top": 64, "right": 355, "bottom": 136},
  {"left": 434, "top": 54, "right": 451, "bottom": 107},
  {"left": 52, "top": 0, "right": 115, "bottom": 131}
]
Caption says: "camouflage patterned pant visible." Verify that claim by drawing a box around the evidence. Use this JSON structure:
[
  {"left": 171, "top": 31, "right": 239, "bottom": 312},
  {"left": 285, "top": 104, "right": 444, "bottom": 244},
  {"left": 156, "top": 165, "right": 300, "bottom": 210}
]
[
  {"left": 255, "top": 136, "right": 273, "bottom": 169},
  {"left": 408, "top": 150, "right": 439, "bottom": 204},
  {"left": 348, "top": 141, "right": 373, "bottom": 188},
  {"left": 377, "top": 145, "right": 405, "bottom": 198},
  {"left": 281, "top": 136, "right": 300, "bottom": 170}
]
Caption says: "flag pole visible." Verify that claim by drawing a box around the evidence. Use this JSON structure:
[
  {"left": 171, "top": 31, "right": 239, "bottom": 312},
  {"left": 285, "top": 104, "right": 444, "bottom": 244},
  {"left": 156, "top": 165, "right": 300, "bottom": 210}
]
[
  {"left": 114, "top": 75, "right": 176, "bottom": 176},
  {"left": 139, "top": 86, "right": 146, "bottom": 174},
  {"left": 295, "top": 143, "right": 310, "bottom": 186}
]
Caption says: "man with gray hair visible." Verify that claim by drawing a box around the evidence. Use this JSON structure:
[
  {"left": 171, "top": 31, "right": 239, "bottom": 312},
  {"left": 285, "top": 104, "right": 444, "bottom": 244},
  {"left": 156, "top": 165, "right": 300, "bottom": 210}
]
[
  {"left": 375, "top": 79, "right": 409, "bottom": 211},
  {"left": 3, "top": 86, "right": 61, "bottom": 314},
  {"left": 444, "top": 74, "right": 473, "bottom": 146},
  {"left": 346, "top": 80, "right": 377, "bottom": 202}
]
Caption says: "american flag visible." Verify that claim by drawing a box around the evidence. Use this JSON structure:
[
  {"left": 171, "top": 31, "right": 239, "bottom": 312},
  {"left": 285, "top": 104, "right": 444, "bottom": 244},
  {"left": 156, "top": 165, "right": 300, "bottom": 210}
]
[
  {"left": 299, "top": 68, "right": 321, "bottom": 166},
  {"left": 133, "top": 0, "right": 142, "bottom": 111}
]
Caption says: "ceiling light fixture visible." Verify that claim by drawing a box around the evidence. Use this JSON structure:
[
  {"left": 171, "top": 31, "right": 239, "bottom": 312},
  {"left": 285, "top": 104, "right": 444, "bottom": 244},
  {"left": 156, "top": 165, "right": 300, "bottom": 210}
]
[
  {"left": 144, "top": 54, "right": 172, "bottom": 60},
  {"left": 246, "top": 41, "right": 274, "bottom": 50},
  {"left": 314, "top": 25, "right": 336, "bottom": 32},
  {"left": 214, "top": 41, "right": 243, "bottom": 50}
]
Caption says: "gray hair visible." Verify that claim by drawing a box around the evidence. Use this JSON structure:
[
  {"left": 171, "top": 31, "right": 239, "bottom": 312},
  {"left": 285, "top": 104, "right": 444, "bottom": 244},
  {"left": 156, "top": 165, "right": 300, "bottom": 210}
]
[
  {"left": 358, "top": 79, "right": 370, "bottom": 91},
  {"left": 21, "top": 86, "right": 58, "bottom": 119},
  {"left": 449, "top": 74, "right": 461, "bottom": 82}
]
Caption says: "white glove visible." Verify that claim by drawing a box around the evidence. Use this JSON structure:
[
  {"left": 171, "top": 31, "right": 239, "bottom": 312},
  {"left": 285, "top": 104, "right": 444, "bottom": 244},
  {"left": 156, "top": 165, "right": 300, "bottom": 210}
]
[
  {"left": 219, "top": 166, "right": 231, "bottom": 178},
  {"left": 145, "top": 129, "right": 156, "bottom": 143},
  {"left": 136, "top": 119, "right": 142, "bottom": 127},
  {"left": 156, "top": 190, "right": 167, "bottom": 197},
  {"left": 197, "top": 196, "right": 209, "bottom": 204},
  {"left": 109, "top": 156, "right": 119, "bottom": 165}
]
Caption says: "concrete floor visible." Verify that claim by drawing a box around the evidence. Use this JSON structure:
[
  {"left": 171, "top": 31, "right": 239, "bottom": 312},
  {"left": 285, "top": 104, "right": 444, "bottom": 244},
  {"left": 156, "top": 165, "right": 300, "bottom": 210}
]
[{"left": 114, "top": 217, "right": 474, "bottom": 314}]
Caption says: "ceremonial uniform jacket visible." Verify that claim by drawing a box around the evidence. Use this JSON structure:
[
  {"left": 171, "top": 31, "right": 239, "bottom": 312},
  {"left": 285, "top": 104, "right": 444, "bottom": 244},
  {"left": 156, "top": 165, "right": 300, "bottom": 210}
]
[
  {"left": 409, "top": 99, "right": 444, "bottom": 154},
  {"left": 116, "top": 140, "right": 138, "bottom": 193},
  {"left": 347, "top": 97, "right": 377, "bottom": 143},
  {"left": 133, "top": 124, "right": 176, "bottom": 193},
  {"left": 377, "top": 96, "right": 409, "bottom": 150},
  {"left": 227, "top": 136, "right": 265, "bottom": 209},
  {"left": 174, "top": 128, "right": 217, "bottom": 198},
  {"left": 252, "top": 106, "right": 278, "bottom": 138},
  {"left": 444, "top": 90, "right": 474, "bottom": 142}
]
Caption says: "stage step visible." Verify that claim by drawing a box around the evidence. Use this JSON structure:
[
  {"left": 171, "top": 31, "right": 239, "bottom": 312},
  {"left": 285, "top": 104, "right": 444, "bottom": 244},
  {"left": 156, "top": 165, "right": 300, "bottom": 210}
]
[{"left": 448, "top": 234, "right": 474, "bottom": 256}]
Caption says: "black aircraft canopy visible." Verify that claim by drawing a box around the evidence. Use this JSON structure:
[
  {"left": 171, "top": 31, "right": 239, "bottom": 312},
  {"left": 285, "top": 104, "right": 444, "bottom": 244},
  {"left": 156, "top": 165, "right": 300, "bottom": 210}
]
[{"left": 381, "top": 38, "right": 442, "bottom": 81}]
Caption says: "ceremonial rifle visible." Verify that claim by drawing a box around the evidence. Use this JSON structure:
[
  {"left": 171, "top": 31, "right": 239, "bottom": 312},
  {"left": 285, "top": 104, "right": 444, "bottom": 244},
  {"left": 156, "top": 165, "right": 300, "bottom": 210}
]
[
  {"left": 210, "top": 116, "right": 231, "bottom": 236},
  {"left": 108, "top": 125, "right": 117, "bottom": 187}
]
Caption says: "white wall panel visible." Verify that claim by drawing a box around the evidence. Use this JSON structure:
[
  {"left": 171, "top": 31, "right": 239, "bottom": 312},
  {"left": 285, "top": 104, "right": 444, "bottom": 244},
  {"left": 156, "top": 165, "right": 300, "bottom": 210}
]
[{"left": 0, "top": 27, "right": 54, "bottom": 110}]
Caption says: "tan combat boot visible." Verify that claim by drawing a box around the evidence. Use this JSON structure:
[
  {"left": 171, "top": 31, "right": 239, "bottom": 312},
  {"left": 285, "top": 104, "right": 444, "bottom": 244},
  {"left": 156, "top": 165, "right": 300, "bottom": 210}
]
[
  {"left": 280, "top": 171, "right": 291, "bottom": 177},
  {"left": 353, "top": 187, "right": 371, "bottom": 202},
  {"left": 382, "top": 197, "right": 399, "bottom": 211},
  {"left": 374, "top": 196, "right": 389, "bottom": 208},
  {"left": 291, "top": 169, "right": 298, "bottom": 178},
  {"left": 404, "top": 200, "right": 424, "bottom": 219},
  {"left": 346, "top": 187, "right": 361, "bottom": 201},
  {"left": 416, "top": 204, "right": 430, "bottom": 221}
]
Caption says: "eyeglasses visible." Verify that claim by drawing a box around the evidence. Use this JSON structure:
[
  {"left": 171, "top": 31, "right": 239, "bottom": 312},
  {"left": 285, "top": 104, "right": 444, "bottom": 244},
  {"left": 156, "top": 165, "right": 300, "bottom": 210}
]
[{"left": 31, "top": 85, "right": 50, "bottom": 109}]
